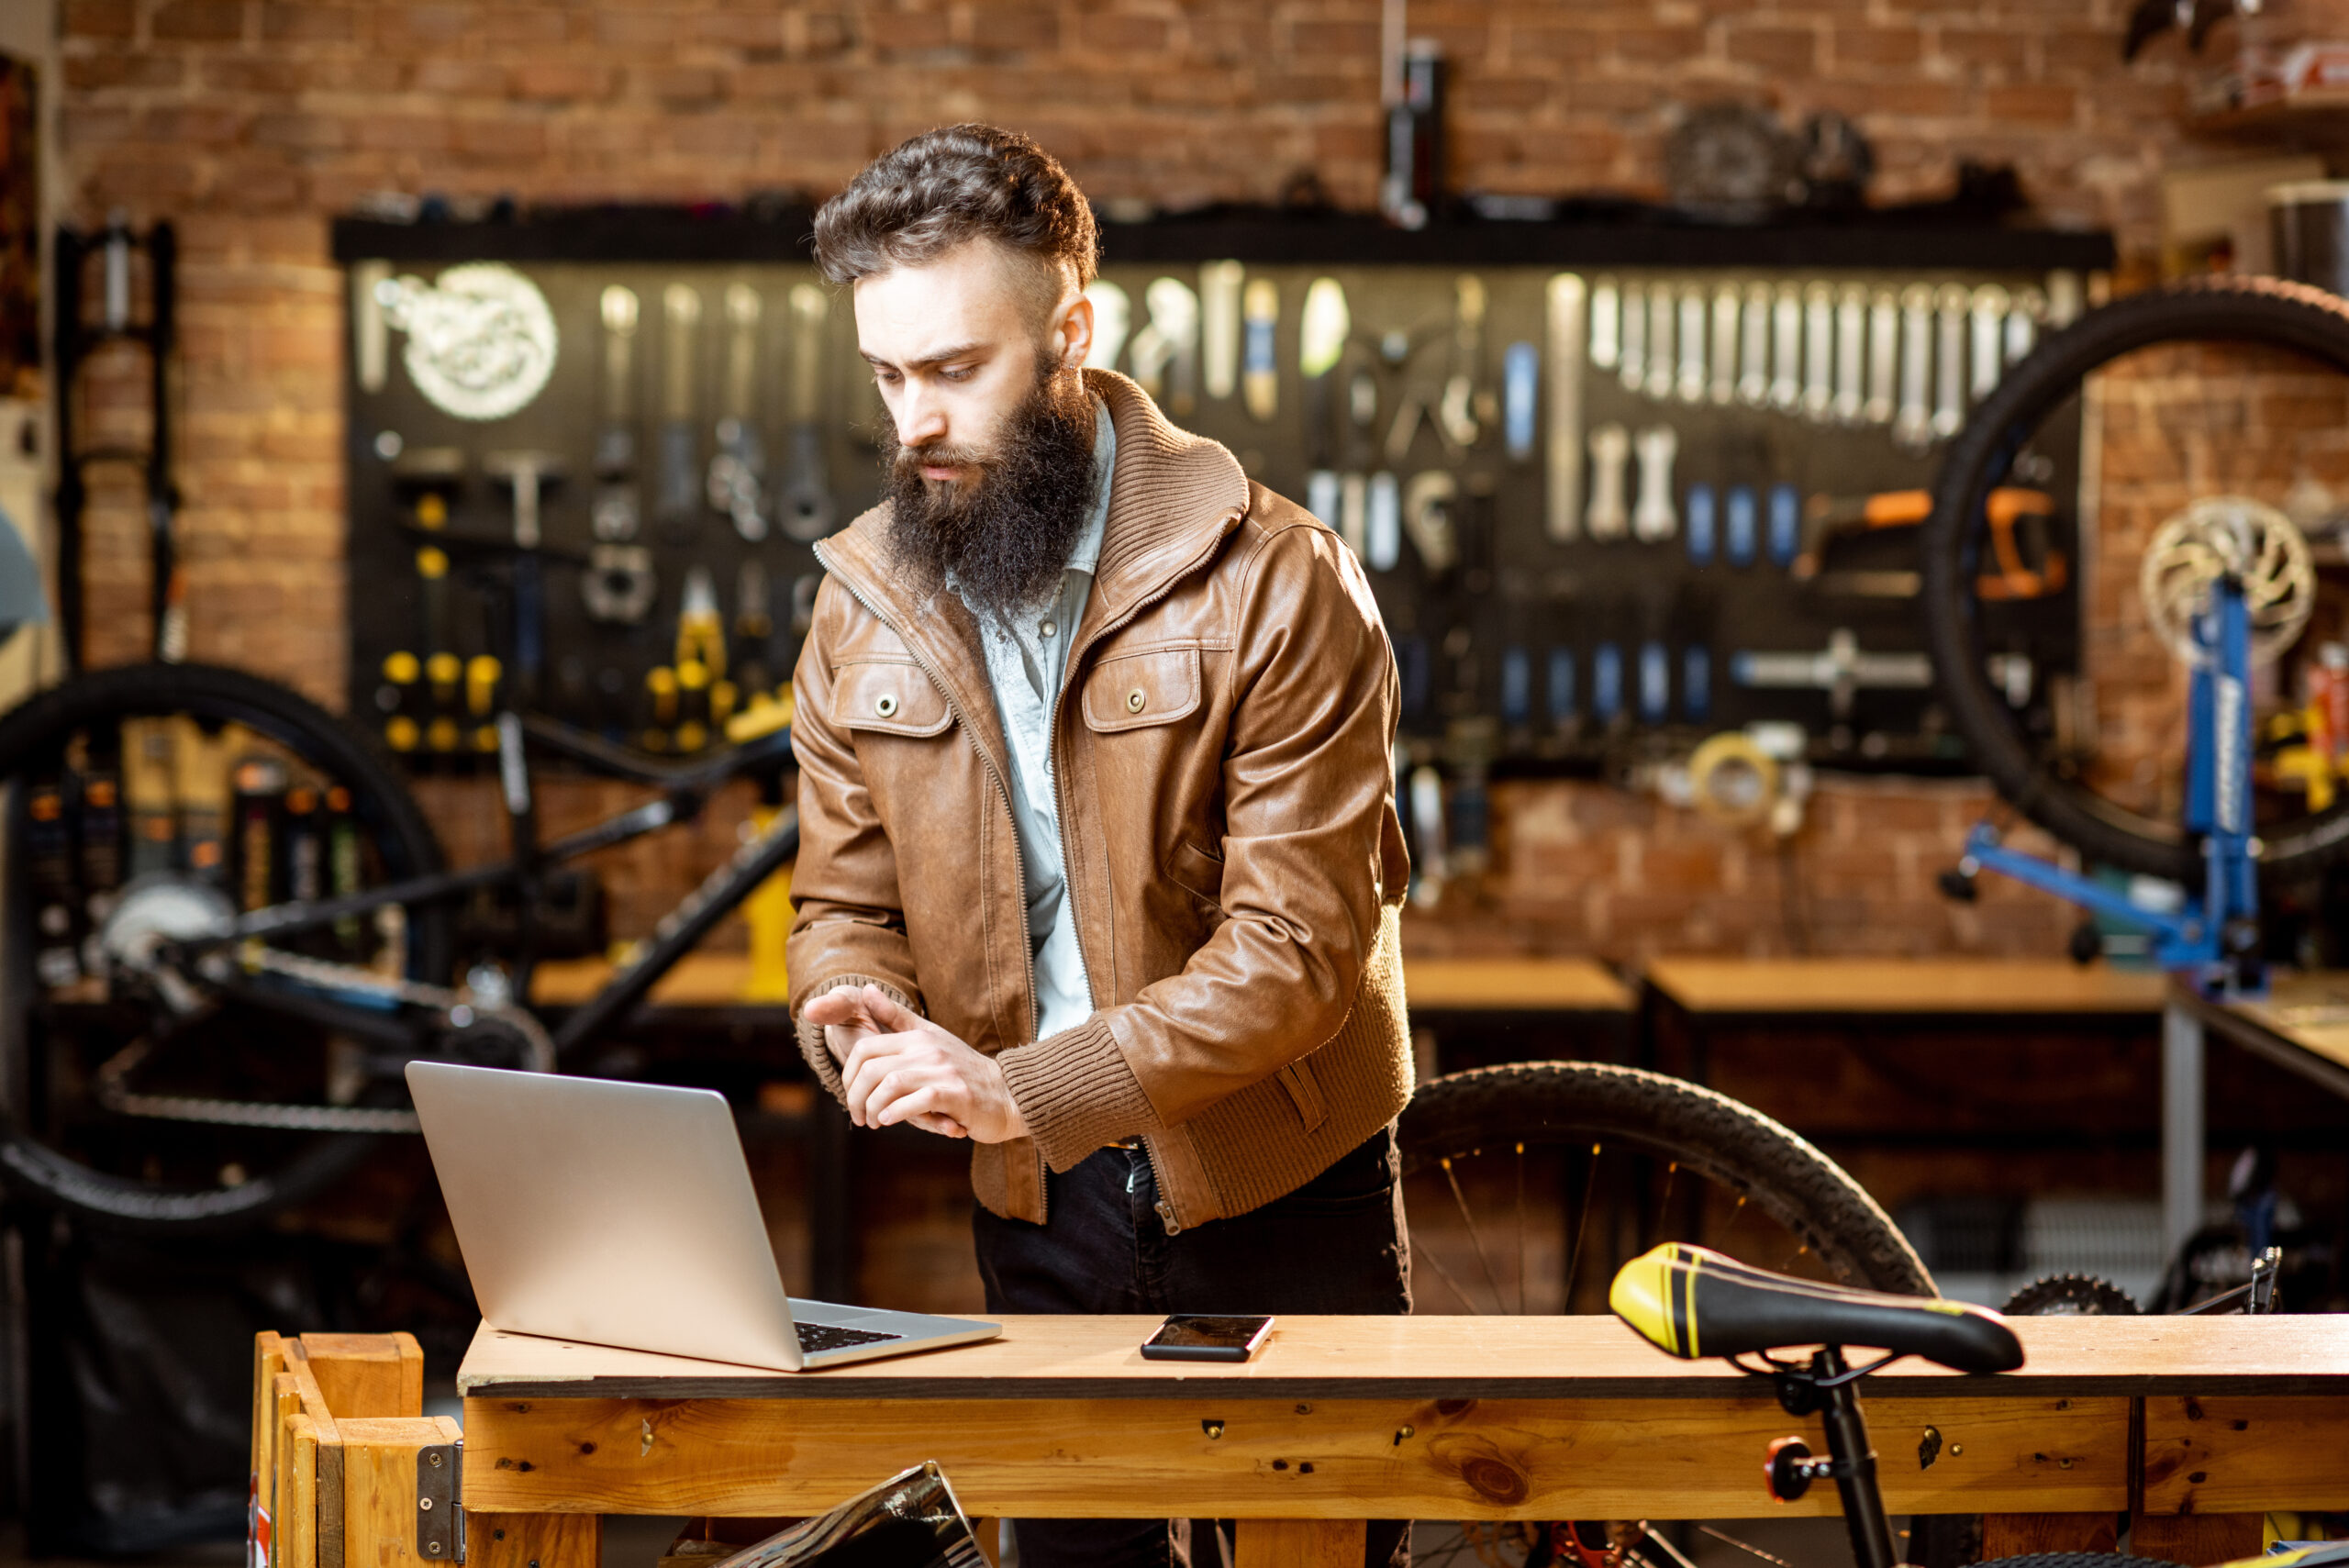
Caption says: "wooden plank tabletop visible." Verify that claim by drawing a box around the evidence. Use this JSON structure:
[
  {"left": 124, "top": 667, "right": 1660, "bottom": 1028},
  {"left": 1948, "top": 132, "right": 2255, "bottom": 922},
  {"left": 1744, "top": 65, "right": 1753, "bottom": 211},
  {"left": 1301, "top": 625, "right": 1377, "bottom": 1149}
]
[
  {"left": 1644, "top": 958, "right": 2169, "bottom": 1016},
  {"left": 2205, "top": 972, "right": 2349, "bottom": 1074},
  {"left": 455, "top": 1312, "right": 2349, "bottom": 1402},
  {"left": 1403, "top": 958, "right": 1632, "bottom": 1013},
  {"left": 529, "top": 953, "right": 775, "bottom": 1009},
  {"left": 2178, "top": 971, "right": 2349, "bottom": 1100}
]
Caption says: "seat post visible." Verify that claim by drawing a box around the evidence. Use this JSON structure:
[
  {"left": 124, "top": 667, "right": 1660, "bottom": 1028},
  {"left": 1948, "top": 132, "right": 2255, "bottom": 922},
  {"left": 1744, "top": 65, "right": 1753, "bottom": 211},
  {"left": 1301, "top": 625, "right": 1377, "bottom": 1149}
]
[{"left": 1812, "top": 1348, "right": 1898, "bottom": 1568}]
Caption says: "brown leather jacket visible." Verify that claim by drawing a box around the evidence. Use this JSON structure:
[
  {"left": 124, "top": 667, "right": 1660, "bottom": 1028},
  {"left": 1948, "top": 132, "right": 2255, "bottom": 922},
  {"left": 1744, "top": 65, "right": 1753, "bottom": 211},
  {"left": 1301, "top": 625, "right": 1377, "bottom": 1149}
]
[{"left": 786, "top": 370, "right": 1413, "bottom": 1233}]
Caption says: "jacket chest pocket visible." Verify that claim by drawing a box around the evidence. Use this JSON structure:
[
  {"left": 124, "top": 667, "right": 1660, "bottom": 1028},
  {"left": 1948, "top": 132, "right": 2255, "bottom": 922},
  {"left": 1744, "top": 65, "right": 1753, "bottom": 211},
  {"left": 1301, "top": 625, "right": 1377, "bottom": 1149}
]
[
  {"left": 1082, "top": 646, "right": 1201, "bottom": 733},
  {"left": 839, "top": 661, "right": 952, "bottom": 738}
]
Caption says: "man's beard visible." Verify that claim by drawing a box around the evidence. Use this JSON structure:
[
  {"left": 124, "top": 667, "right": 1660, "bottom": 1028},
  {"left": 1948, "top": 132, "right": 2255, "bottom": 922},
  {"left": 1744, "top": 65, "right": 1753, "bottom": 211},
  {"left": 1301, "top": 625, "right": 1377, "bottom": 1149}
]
[{"left": 883, "top": 363, "right": 1099, "bottom": 621}]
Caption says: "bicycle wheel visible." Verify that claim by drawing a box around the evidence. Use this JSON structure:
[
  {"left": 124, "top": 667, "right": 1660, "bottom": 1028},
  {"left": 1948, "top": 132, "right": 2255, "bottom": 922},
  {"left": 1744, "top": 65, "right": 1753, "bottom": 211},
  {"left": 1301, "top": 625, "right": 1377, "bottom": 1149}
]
[
  {"left": 1401, "top": 1062, "right": 1935, "bottom": 1568},
  {"left": 0, "top": 662, "right": 451, "bottom": 1231},
  {"left": 1922, "top": 277, "right": 2349, "bottom": 884},
  {"left": 1400, "top": 1061, "right": 1932, "bottom": 1308}
]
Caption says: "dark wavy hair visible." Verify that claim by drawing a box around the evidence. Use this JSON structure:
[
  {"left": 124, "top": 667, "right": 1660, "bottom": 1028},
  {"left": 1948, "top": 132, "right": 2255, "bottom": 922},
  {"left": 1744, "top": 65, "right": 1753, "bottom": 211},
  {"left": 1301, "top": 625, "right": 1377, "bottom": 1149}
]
[{"left": 811, "top": 124, "right": 1097, "bottom": 313}]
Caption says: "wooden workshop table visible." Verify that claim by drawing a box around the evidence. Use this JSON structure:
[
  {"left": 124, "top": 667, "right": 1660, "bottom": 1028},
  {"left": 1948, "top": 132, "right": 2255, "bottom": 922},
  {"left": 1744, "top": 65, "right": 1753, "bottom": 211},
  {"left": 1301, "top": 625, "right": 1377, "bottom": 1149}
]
[
  {"left": 291, "top": 1312, "right": 2333, "bottom": 1568},
  {"left": 1402, "top": 956, "right": 1636, "bottom": 1073},
  {"left": 1642, "top": 957, "right": 2175, "bottom": 1248},
  {"left": 1642, "top": 958, "right": 2169, "bottom": 1018},
  {"left": 2161, "top": 970, "right": 2349, "bottom": 1269}
]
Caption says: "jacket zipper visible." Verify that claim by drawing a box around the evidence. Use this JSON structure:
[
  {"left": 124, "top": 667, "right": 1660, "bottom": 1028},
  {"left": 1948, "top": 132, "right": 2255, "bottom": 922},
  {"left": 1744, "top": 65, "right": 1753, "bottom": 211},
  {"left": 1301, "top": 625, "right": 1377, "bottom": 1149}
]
[
  {"left": 1046, "top": 503, "right": 1249, "bottom": 1237},
  {"left": 814, "top": 541, "right": 1052, "bottom": 1222}
]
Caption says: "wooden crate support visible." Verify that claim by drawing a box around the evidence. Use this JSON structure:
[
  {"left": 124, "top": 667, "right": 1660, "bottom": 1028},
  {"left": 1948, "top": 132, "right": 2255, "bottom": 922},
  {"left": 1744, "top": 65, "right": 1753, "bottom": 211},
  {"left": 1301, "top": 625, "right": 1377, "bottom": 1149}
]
[{"left": 252, "top": 1333, "right": 434, "bottom": 1568}]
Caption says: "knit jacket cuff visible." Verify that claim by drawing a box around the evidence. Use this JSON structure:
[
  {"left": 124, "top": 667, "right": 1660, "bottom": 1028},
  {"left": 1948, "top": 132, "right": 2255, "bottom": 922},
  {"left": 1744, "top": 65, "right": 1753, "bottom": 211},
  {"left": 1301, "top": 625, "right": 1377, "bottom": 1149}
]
[
  {"left": 794, "top": 974, "right": 918, "bottom": 1105},
  {"left": 996, "top": 1017, "right": 1158, "bottom": 1173}
]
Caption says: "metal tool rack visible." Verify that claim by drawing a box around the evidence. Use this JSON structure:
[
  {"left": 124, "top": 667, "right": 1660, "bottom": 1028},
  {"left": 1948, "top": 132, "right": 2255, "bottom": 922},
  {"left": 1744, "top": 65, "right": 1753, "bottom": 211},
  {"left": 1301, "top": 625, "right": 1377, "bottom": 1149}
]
[{"left": 331, "top": 208, "right": 2113, "bottom": 784}]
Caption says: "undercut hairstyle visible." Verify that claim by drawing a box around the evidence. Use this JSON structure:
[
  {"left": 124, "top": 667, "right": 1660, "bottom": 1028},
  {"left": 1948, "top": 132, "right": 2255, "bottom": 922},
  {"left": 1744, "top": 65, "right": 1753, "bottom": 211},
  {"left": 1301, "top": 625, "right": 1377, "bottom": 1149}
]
[{"left": 811, "top": 124, "right": 1098, "bottom": 317}]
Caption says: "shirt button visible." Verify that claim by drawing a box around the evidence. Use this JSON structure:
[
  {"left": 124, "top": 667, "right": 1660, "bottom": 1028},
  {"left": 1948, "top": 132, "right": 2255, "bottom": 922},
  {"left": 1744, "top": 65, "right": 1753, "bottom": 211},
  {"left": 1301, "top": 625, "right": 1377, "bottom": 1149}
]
[
  {"left": 1040, "top": 620, "right": 1056, "bottom": 639},
  {"left": 1127, "top": 687, "right": 1146, "bottom": 713}
]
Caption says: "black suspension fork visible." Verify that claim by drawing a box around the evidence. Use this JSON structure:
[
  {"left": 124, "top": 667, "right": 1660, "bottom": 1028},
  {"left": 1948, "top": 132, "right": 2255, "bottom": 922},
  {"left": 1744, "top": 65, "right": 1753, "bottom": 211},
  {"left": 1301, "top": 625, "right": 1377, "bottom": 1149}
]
[{"left": 1775, "top": 1348, "right": 1898, "bottom": 1568}]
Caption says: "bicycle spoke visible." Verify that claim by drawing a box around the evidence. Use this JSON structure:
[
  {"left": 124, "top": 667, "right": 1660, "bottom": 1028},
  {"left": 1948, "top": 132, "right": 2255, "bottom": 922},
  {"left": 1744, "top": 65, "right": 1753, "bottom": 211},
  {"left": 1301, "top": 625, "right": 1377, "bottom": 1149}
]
[
  {"left": 1720, "top": 1191, "right": 1748, "bottom": 1242},
  {"left": 1513, "top": 1140, "right": 1527, "bottom": 1316},
  {"left": 1442, "top": 1155, "right": 1510, "bottom": 1314},
  {"left": 1780, "top": 1241, "right": 1813, "bottom": 1273},
  {"left": 1413, "top": 1237, "right": 1484, "bottom": 1315},
  {"left": 1562, "top": 1140, "right": 1601, "bottom": 1309},
  {"left": 1698, "top": 1526, "right": 1791, "bottom": 1568},
  {"left": 1653, "top": 1159, "right": 1680, "bottom": 1244},
  {"left": 1631, "top": 1526, "right": 1701, "bottom": 1568}
]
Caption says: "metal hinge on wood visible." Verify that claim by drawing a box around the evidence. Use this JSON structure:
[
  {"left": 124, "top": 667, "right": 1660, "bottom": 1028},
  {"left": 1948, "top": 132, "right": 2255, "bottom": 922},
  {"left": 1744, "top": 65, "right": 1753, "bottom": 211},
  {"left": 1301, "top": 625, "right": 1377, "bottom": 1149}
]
[{"left": 417, "top": 1440, "right": 465, "bottom": 1562}]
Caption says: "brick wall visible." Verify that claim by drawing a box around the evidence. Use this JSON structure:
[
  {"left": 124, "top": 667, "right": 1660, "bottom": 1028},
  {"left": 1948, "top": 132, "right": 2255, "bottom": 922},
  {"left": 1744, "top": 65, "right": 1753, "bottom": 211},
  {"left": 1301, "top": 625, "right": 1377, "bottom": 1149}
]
[{"left": 50, "top": 0, "right": 2314, "bottom": 962}]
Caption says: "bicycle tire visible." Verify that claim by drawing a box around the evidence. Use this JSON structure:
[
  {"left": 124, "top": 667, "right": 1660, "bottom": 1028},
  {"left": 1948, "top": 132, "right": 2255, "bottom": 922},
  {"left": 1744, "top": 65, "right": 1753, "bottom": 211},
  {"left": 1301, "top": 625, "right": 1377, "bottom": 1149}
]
[
  {"left": 1922, "top": 275, "right": 2349, "bottom": 884},
  {"left": 1398, "top": 1062, "right": 1933, "bottom": 1296},
  {"left": 0, "top": 662, "right": 451, "bottom": 1231}
]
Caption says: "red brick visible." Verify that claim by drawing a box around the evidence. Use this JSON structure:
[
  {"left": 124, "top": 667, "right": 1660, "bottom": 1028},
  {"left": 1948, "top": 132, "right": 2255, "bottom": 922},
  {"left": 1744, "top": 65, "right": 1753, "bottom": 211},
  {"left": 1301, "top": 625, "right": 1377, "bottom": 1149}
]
[
  {"left": 151, "top": 0, "right": 246, "bottom": 40},
  {"left": 589, "top": 6, "right": 681, "bottom": 48},
  {"left": 62, "top": 0, "right": 134, "bottom": 38},
  {"left": 252, "top": 112, "right": 349, "bottom": 151},
  {"left": 512, "top": 61, "right": 616, "bottom": 101},
  {"left": 412, "top": 59, "right": 507, "bottom": 95},
  {"left": 1831, "top": 25, "right": 1924, "bottom": 68},
  {"left": 1985, "top": 82, "right": 2077, "bottom": 122},
  {"left": 139, "top": 105, "right": 248, "bottom": 145},
  {"left": 1076, "top": 13, "right": 1168, "bottom": 51},
  {"left": 450, "top": 117, "right": 547, "bottom": 160},
  {"left": 65, "top": 51, "right": 187, "bottom": 89},
  {"left": 631, "top": 65, "right": 727, "bottom": 104},
  {"left": 260, "top": 3, "right": 353, "bottom": 41},
  {"left": 971, "top": 8, "right": 1057, "bottom": 51},
  {"left": 1726, "top": 26, "right": 1818, "bottom": 74},
  {"left": 1934, "top": 28, "right": 2028, "bottom": 73},
  {"left": 1615, "top": 26, "right": 1706, "bottom": 63}
]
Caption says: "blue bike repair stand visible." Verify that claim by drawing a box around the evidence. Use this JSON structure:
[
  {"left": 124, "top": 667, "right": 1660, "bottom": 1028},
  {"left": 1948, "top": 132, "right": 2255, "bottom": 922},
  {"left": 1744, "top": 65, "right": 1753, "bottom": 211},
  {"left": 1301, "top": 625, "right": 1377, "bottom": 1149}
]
[{"left": 1954, "top": 573, "right": 2266, "bottom": 1000}]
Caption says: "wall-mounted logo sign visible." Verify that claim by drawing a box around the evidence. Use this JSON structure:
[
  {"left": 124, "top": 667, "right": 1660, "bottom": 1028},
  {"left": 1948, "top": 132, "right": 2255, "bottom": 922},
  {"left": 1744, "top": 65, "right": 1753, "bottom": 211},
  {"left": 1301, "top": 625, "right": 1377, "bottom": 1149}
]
[{"left": 376, "top": 262, "right": 558, "bottom": 421}]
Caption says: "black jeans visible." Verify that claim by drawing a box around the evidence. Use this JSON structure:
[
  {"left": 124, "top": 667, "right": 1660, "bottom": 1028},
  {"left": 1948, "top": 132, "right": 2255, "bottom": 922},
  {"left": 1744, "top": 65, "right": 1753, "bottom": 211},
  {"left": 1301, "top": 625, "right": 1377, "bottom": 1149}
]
[{"left": 973, "top": 1126, "right": 1412, "bottom": 1568}]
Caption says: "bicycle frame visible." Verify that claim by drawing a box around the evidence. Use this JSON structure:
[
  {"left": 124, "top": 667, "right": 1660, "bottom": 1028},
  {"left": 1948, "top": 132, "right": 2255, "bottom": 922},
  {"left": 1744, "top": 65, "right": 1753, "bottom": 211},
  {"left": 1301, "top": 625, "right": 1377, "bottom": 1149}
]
[
  {"left": 180, "top": 709, "right": 801, "bottom": 1062},
  {"left": 1762, "top": 1347, "right": 1899, "bottom": 1568},
  {"left": 1955, "top": 570, "right": 2265, "bottom": 998}
]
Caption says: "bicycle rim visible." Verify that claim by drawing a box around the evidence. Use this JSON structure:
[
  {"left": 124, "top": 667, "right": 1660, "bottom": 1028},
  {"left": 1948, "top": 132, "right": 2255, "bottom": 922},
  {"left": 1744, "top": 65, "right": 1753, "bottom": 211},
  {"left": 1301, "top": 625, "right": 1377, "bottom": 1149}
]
[{"left": 1923, "top": 277, "right": 2349, "bottom": 884}]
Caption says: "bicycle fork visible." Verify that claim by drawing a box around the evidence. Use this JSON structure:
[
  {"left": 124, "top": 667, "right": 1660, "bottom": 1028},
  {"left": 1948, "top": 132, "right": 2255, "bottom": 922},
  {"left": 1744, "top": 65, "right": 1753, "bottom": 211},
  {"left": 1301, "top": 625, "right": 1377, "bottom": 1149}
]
[{"left": 1765, "top": 1348, "right": 1899, "bottom": 1568}]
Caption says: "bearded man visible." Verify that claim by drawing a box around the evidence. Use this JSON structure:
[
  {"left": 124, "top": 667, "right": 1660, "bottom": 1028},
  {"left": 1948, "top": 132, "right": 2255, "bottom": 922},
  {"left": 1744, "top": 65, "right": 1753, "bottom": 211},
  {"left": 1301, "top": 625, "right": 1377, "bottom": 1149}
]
[{"left": 790, "top": 124, "right": 1413, "bottom": 1568}]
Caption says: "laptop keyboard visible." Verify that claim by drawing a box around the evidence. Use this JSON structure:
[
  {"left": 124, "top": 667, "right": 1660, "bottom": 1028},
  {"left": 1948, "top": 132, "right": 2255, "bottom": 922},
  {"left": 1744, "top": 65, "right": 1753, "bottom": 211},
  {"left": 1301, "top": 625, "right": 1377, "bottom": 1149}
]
[{"left": 796, "top": 1320, "right": 904, "bottom": 1354}]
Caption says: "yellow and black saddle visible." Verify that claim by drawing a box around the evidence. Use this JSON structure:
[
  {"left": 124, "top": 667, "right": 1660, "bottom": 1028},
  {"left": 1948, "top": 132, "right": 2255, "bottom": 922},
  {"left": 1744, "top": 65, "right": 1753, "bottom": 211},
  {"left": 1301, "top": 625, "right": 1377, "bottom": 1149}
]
[{"left": 1610, "top": 1243, "right": 2023, "bottom": 1374}]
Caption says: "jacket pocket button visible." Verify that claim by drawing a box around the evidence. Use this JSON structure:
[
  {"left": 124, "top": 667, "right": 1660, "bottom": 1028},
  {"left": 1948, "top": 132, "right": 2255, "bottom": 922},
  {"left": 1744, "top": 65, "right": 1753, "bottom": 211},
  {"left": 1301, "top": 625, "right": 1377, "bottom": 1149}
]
[
  {"left": 875, "top": 693, "right": 899, "bottom": 718},
  {"left": 1126, "top": 687, "right": 1146, "bottom": 713}
]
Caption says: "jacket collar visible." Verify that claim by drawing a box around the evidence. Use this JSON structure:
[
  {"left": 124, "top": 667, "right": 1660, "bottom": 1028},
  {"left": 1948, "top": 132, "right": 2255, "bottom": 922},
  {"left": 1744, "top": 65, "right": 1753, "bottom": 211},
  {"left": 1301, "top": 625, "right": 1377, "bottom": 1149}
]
[{"left": 816, "top": 370, "right": 1252, "bottom": 717}]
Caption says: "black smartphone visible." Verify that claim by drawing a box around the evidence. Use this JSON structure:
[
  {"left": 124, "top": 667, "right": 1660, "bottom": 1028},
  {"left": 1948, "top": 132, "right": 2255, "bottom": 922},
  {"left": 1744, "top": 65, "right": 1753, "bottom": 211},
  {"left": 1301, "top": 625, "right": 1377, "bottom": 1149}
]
[{"left": 1139, "top": 1313, "right": 1275, "bottom": 1362}]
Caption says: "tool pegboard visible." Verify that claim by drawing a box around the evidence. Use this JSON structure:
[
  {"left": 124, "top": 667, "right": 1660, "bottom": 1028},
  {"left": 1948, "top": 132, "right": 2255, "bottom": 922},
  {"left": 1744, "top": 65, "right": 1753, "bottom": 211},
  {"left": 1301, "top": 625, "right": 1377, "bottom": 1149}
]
[{"left": 334, "top": 209, "right": 2112, "bottom": 778}]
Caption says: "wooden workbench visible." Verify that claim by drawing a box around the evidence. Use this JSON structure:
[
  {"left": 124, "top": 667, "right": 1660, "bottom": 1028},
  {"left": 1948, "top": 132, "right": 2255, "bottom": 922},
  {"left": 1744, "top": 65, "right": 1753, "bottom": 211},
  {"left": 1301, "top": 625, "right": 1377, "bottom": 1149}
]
[
  {"left": 2170, "top": 970, "right": 2349, "bottom": 1100},
  {"left": 1642, "top": 957, "right": 2168, "bottom": 1016},
  {"left": 437, "top": 1314, "right": 2345, "bottom": 1566}
]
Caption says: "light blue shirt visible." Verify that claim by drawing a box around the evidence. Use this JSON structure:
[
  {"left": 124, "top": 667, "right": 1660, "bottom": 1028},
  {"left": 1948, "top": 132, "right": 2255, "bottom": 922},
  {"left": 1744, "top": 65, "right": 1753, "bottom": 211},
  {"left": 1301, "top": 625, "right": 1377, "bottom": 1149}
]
[{"left": 965, "top": 399, "right": 1115, "bottom": 1043}]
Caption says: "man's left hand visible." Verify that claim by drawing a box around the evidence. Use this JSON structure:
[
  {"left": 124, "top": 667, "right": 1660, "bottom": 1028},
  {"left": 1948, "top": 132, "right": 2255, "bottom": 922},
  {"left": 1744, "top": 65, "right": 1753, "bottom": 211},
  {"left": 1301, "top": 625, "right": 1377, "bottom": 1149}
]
[{"left": 813, "top": 984, "right": 1031, "bottom": 1143}]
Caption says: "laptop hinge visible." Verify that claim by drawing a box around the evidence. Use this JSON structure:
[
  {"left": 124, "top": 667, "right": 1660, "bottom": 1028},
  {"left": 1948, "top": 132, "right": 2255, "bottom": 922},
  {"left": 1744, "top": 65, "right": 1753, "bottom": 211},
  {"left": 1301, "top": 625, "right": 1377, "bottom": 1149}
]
[{"left": 417, "top": 1440, "right": 464, "bottom": 1563}]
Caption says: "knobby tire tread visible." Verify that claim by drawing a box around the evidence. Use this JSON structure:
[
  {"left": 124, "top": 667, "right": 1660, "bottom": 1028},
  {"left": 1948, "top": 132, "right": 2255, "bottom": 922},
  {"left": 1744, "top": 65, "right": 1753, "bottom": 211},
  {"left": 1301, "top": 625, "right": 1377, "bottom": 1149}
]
[{"left": 1399, "top": 1061, "right": 1933, "bottom": 1296}]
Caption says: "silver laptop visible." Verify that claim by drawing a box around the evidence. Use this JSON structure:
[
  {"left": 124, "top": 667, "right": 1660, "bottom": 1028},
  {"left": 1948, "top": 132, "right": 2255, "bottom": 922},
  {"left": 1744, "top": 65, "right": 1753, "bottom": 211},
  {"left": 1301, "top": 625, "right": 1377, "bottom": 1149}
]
[{"left": 407, "top": 1062, "right": 999, "bottom": 1371}]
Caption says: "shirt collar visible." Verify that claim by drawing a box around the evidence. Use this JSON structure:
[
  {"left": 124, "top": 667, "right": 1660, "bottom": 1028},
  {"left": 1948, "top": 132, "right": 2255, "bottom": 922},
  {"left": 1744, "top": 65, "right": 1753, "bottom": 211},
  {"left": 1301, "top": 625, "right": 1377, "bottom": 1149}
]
[{"left": 1064, "top": 395, "right": 1114, "bottom": 578}]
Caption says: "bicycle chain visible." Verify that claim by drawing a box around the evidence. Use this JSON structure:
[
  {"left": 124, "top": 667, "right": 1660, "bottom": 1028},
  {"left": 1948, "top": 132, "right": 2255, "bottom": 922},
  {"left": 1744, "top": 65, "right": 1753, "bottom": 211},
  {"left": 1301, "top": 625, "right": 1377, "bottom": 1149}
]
[{"left": 93, "top": 945, "right": 556, "bottom": 1134}]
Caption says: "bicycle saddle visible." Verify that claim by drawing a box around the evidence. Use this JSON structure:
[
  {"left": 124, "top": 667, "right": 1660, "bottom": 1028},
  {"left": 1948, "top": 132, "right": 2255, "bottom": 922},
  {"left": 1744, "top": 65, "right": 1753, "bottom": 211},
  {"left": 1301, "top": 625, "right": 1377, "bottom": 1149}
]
[{"left": 1610, "top": 1242, "right": 2023, "bottom": 1374}]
